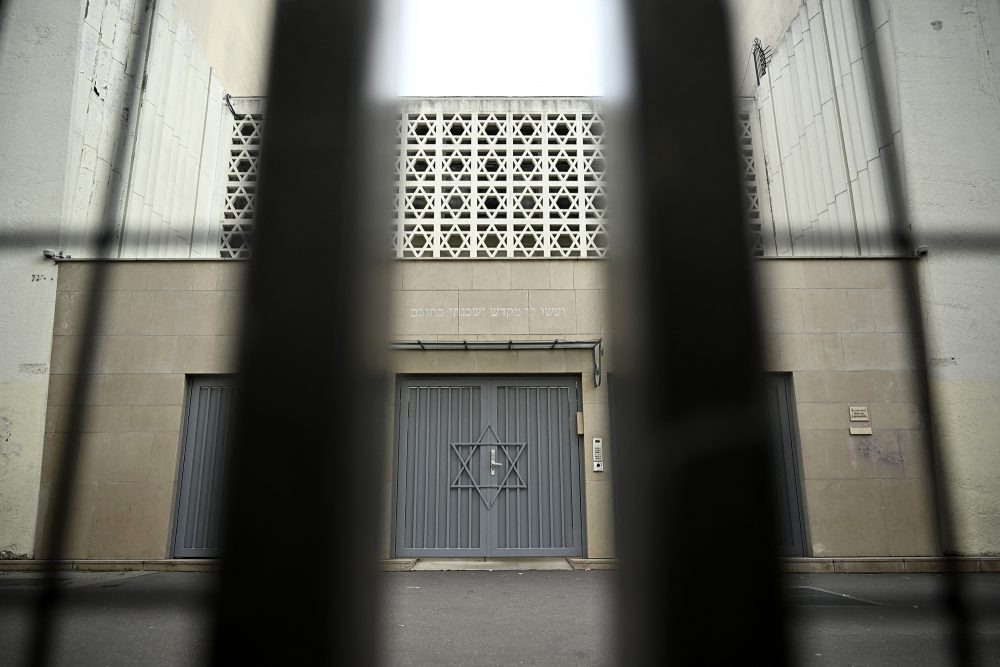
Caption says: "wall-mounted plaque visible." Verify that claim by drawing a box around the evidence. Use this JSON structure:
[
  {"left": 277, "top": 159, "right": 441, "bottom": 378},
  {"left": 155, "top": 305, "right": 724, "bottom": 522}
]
[{"left": 849, "top": 406, "right": 870, "bottom": 422}]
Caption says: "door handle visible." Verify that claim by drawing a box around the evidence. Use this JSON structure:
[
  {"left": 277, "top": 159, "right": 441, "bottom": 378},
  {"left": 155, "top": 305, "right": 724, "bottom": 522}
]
[{"left": 490, "top": 448, "right": 502, "bottom": 475}]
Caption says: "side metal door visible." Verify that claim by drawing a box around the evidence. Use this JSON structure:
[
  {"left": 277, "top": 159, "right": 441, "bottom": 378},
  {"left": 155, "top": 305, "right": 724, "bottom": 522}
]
[
  {"left": 173, "top": 377, "right": 236, "bottom": 558},
  {"left": 765, "top": 374, "right": 806, "bottom": 556}
]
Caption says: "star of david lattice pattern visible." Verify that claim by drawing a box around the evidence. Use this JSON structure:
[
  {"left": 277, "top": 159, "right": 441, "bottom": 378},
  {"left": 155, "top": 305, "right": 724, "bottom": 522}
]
[
  {"left": 394, "top": 105, "right": 609, "bottom": 258},
  {"left": 451, "top": 425, "right": 527, "bottom": 508},
  {"left": 219, "top": 100, "right": 766, "bottom": 260},
  {"left": 220, "top": 112, "right": 262, "bottom": 258}
]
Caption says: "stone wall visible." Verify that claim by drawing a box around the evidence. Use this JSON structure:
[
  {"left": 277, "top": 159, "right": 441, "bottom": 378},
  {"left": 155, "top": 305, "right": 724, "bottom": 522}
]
[
  {"left": 388, "top": 260, "right": 613, "bottom": 558},
  {"left": 37, "top": 261, "right": 243, "bottom": 558},
  {"left": 757, "top": 259, "right": 936, "bottom": 556},
  {"left": 39, "top": 258, "right": 936, "bottom": 559}
]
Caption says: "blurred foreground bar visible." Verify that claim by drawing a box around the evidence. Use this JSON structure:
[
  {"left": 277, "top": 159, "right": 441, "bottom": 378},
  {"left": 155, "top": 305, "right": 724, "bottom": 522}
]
[
  {"left": 614, "top": 0, "right": 789, "bottom": 663},
  {"left": 212, "top": 1, "right": 389, "bottom": 664}
]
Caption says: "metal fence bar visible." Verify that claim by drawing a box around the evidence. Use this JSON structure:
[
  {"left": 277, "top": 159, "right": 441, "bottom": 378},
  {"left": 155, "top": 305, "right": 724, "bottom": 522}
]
[
  {"left": 614, "top": 0, "right": 790, "bottom": 663},
  {"left": 209, "top": 0, "right": 390, "bottom": 664},
  {"left": 25, "top": 2, "right": 157, "bottom": 665},
  {"left": 854, "top": 1, "right": 972, "bottom": 662},
  {"left": 8, "top": 230, "right": 1000, "bottom": 253},
  {"left": 0, "top": 0, "right": 983, "bottom": 664}
]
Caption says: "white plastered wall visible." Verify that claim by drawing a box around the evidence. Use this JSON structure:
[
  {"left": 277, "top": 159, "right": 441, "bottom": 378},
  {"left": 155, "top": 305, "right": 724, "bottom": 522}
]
[
  {"left": 0, "top": 0, "right": 84, "bottom": 557},
  {"left": 727, "top": 0, "right": 803, "bottom": 96},
  {"left": 891, "top": 0, "right": 1000, "bottom": 556},
  {"left": 750, "top": 0, "right": 900, "bottom": 257}
]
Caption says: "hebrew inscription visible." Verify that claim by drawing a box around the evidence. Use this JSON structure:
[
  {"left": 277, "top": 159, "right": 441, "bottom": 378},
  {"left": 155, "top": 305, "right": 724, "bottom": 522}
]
[{"left": 409, "top": 306, "right": 568, "bottom": 319}]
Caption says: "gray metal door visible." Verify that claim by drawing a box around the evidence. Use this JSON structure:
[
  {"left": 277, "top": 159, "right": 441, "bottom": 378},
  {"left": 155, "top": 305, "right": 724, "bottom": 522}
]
[
  {"left": 765, "top": 374, "right": 806, "bottom": 556},
  {"left": 173, "top": 377, "right": 236, "bottom": 558},
  {"left": 394, "top": 377, "right": 584, "bottom": 558}
]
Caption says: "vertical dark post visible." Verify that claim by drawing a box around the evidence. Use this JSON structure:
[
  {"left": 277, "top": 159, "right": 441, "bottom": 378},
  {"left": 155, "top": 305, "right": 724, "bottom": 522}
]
[
  {"left": 854, "top": 1, "right": 972, "bottom": 662},
  {"left": 212, "top": 1, "right": 390, "bottom": 664},
  {"left": 27, "top": 2, "right": 156, "bottom": 663},
  {"left": 614, "top": 0, "right": 789, "bottom": 663}
]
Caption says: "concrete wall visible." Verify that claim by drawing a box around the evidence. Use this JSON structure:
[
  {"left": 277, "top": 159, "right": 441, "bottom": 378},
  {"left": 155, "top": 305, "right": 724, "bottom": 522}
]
[
  {"left": 173, "top": 0, "right": 274, "bottom": 97},
  {"left": 37, "top": 261, "right": 243, "bottom": 558},
  {"left": 64, "top": 0, "right": 260, "bottom": 259},
  {"left": 750, "top": 0, "right": 900, "bottom": 256},
  {"left": 40, "top": 258, "right": 936, "bottom": 559},
  {"left": 728, "top": 0, "right": 803, "bottom": 49},
  {"left": 39, "top": 259, "right": 615, "bottom": 559},
  {"left": 0, "top": 0, "right": 85, "bottom": 557},
  {"left": 1, "top": 0, "right": 273, "bottom": 558},
  {"left": 757, "top": 259, "right": 937, "bottom": 556},
  {"left": 57, "top": 0, "right": 276, "bottom": 258},
  {"left": 727, "top": 0, "right": 802, "bottom": 96},
  {"left": 387, "top": 260, "right": 614, "bottom": 558},
  {"left": 388, "top": 258, "right": 936, "bottom": 558},
  {"left": 61, "top": 0, "right": 149, "bottom": 254},
  {"left": 744, "top": 0, "right": 1000, "bottom": 555},
  {"left": 889, "top": 0, "right": 1000, "bottom": 556}
]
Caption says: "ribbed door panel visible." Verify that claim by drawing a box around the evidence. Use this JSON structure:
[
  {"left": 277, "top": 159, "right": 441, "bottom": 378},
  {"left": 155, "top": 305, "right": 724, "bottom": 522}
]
[
  {"left": 494, "top": 385, "right": 582, "bottom": 554},
  {"left": 396, "top": 384, "right": 485, "bottom": 554},
  {"left": 173, "top": 378, "right": 235, "bottom": 557},
  {"left": 394, "top": 377, "right": 583, "bottom": 558}
]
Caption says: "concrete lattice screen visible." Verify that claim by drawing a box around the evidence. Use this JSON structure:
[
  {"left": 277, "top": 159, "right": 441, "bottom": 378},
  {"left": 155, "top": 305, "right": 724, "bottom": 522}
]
[
  {"left": 216, "top": 97, "right": 780, "bottom": 261},
  {"left": 220, "top": 109, "right": 262, "bottom": 259},
  {"left": 394, "top": 102, "right": 609, "bottom": 259}
]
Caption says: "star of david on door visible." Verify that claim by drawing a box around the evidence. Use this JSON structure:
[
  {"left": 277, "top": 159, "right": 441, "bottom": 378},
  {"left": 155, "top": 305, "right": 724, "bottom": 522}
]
[{"left": 451, "top": 424, "right": 527, "bottom": 508}]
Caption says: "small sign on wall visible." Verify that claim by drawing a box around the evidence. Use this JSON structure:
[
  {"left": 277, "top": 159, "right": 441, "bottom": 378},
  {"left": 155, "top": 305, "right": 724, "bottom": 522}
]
[{"left": 849, "top": 406, "right": 870, "bottom": 422}]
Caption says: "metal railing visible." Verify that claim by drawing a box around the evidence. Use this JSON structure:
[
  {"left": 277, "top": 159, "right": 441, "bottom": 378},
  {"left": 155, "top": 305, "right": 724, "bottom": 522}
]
[{"left": 5, "top": 0, "right": 980, "bottom": 664}]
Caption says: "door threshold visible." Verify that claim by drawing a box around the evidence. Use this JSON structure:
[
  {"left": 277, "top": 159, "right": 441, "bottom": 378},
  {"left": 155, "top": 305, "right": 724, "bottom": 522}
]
[{"left": 410, "top": 558, "right": 573, "bottom": 571}]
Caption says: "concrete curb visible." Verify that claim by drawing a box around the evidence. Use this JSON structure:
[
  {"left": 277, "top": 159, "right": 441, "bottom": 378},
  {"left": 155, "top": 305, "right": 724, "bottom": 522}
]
[
  {"left": 782, "top": 557, "right": 1000, "bottom": 574},
  {"left": 0, "top": 559, "right": 220, "bottom": 572},
  {"left": 568, "top": 558, "right": 619, "bottom": 570},
  {"left": 381, "top": 559, "right": 418, "bottom": 571},
  {"left": 2, "top": 556, "right": 997, "bottom": 574}
]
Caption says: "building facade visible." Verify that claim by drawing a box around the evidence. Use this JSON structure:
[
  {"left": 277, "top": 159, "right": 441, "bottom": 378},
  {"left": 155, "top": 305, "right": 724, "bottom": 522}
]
[
  {"left": 730, "top": 0, "right": 1000, "bottom": 557},
  {"left": 0, "top": 0, "right": 274, "bottom": 558},
  {"left": 1, "top": 0, "right": 998, "bottom": 563}
]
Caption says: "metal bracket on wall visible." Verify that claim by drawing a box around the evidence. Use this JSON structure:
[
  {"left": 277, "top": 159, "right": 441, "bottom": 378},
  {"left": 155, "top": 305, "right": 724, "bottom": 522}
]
[
  {"left": 389, "top": 339, "right": 604, "bottom": 387},
  {"left": 752, "top": 37, "right": 772, "bottom": 85}
]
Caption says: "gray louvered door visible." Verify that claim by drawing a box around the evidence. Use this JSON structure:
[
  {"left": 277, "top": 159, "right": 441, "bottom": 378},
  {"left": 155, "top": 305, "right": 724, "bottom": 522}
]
[
  {"left": 394, "top": 377, "right": 584, "bottom": 558},
  {"left": 173, "top": 377, "right": 236, "bottom": 557},
  {"left": 765, "top": 374, "right": 805, "bottom": 556}
]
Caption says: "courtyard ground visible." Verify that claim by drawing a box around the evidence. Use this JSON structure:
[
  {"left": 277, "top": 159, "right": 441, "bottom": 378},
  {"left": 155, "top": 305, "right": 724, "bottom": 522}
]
[{"left": 0, "top": 570, "right": 997, "bottom": 665}]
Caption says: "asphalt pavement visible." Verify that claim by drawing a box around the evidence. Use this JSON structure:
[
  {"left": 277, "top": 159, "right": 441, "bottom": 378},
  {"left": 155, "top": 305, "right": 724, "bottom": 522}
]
[{"left": 0, "top": 570, "right": 998, "bottom": 665}]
